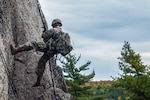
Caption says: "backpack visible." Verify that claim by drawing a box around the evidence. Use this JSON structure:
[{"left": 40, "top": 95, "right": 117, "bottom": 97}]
[{"left": 53, "top": 32, "right": 73, "bottom": 56}]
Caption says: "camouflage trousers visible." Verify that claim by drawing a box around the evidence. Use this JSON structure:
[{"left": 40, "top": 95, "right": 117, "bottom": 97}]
[
  {"left": 19, "top": 41, "right": 56, "bottom": 81},
  {"left": 19, "top": 41, "right": 47, "bottom": 52}
]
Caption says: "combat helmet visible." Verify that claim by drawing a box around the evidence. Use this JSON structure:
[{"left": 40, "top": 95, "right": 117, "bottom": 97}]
[{"left": 51, "top": 18, "right": 62, "bottom": 27}]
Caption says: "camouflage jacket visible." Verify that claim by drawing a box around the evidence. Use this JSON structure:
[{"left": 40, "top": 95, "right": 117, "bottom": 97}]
[
  {"left": 41, "top": 28, "right": 63, "bottom": 43},
  {"left": 41, "top": 28, "right": 73, "bottom": 56}
]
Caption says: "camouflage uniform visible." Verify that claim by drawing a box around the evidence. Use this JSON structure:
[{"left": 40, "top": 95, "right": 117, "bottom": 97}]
[
  {"left": 19, "top": 41, "right": 47, "bottom": 52},
  {"left": 37, "top": 28, "right": 63, "bottom": 81},
  {"left": 12, "top": 18, "right": 72, "bottom": 86},
  {"left": 17, "top": 27, "right": 64, "bottom": 82}
]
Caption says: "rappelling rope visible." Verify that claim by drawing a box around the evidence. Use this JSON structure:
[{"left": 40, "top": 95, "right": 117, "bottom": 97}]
[{"left": 37, "top": 1, "right": 56, "bottom": 99}]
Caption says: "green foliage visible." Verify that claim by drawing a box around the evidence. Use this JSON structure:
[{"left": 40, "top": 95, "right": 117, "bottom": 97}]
[
  {"left": 90, "top": 96, "right": 105, "bottom": 100},
  {"left": 118, "top": 41, "right": 146, "bottom": 76},
  {"left": 60, "top": 53, "right": 95, "bottom": 99},
  {"left": 106, "top": 87, "right": 123, "bottom": 99},
  {"left": 113, "top": 41, "right": 150, "bottom": 100},
  {"left": 93, "top": 84, "right": 124, "bottom": 99}
]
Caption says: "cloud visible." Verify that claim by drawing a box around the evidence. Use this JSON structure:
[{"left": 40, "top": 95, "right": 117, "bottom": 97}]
[
  {"left": 70, "top": 31, "right": 150, "bottom": 61},
  {"left": 71, "top": 33, "right": 121, "bottom": 59}
]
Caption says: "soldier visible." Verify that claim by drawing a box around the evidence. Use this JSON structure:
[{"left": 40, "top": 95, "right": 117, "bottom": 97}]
[{"left": 10, "top": 18, "right": 70, "bottom": 87}]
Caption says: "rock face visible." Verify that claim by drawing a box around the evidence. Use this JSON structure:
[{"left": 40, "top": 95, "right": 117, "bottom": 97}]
[{"left": 0, "top": 0, "right": 71, "bottom": 100}]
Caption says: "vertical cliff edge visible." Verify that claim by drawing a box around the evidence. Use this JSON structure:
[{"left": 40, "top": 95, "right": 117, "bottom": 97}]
[{"left": 0, "top": 0, "right": 71, "bottom": 100}]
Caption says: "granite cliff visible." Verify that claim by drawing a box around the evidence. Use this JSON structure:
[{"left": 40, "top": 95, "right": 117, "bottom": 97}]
[{"left": 0, "top": 0, "right": 71, "bottom": 100}]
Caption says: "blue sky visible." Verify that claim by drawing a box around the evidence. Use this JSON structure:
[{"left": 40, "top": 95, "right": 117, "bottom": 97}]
[{"left": 38, "top": 0, "right": 150, "bottom": 80}]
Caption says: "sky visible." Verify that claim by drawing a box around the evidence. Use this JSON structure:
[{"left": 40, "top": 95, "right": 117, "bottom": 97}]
[{"left": 38, "top": 0, "right": 150, "bottom": 81}]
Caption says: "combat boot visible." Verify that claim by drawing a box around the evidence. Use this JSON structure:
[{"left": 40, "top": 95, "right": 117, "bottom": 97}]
[{"left": 10, "top": 44, "right": 33, "bottom": 55}]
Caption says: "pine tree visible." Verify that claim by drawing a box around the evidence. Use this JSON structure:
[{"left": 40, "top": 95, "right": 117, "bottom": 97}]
[
  {"left": 59, "top": 53, "right": 95, "bottom": 99},
  {"left": 113, "top": 41, "right": 150, "bottom": 100}
]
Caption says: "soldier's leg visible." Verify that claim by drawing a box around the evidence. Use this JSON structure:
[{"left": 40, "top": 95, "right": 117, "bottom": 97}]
[
  {"left": 10, "top": 43, "right": 33, "bottom": 55},
  {"left": 32, "top": 51, "right": 55, "bottom": 87},
  {"left": 10, "top": 41, "right": 47, "bottom": 55}
]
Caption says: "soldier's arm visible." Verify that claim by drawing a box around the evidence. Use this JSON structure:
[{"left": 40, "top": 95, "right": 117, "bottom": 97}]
[{"left": 41, "top": 29, "right": 54, "bottom": 42}]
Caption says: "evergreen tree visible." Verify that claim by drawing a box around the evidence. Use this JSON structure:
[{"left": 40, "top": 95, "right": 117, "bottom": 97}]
[
  {"left": 113, "top": 41, "right": 150, "bottom": 100},
  {"left": 59, "top": 53, "right": 95, "bottom": 99}
]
